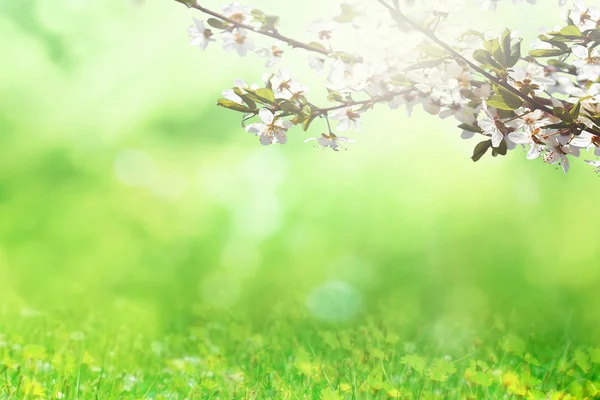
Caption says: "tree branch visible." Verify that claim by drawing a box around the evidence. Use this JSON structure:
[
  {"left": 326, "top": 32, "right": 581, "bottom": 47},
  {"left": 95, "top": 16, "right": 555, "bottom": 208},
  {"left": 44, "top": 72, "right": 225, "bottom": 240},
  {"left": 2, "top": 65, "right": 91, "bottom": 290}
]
[
  {"left": 375, "top": 0, "right": 555, "bottom": 115},
  {"left": 314, "top": 90, "right": 410, "bottom": 115},
  {"left": 376, "top": 0, "right": 600, "bottom": 137},
  {"left": 174, "top": 0, "right": 330, "bottom": 56}
]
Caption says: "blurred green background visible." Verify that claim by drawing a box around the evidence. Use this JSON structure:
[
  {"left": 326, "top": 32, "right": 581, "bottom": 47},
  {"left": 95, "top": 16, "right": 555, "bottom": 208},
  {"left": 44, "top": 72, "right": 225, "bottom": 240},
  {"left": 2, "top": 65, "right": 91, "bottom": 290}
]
[{"left": 0, "top": 0, "right": 599, "bottom": 342}]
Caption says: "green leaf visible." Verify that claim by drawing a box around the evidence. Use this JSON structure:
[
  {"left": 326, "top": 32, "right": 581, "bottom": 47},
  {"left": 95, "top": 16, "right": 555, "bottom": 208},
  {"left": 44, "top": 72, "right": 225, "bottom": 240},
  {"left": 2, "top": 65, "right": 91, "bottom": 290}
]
[
  {"left": 255, "top": 88, "right": 275, "bottom": 103},
  {"left": 501, "top": 29, "right": 512, "bottom": 68},
  {"left": 559, "top": 24, "right": 582, "bottom": 37},
  {"left": 483, "top": 38, "right": 500, "bottom": 54},
  {"left": 473, "top": 49, "right": 492, "bottom": 64},
  {"left": 553, "top": 107, "right": 574, "bottom": 123},
  {"left": 261, "top": 15, "right": 280, "bottom": 31},
  {"left": 542, "top": 38, "right": 570, "bottom": 50},
  {"left": 493, "top": 85, "right": 524, "bottom": 110},
  {"left": 234, "top": 88, "right": 257, "bottom": 110},
  {"left": 484, "top": 38, "right": 505, "bottom": 68},
  {"left": 458, "top": 123, "right": 482, "bottom": 133},
  {"left": 486, "top": 95, "right": 516, "bottom": 111},
  {"left": 251, "top": 9, "right": 266, "bottom": 19},
  {"left": 529, "top": 49, "right": 568, "bottom": 58},
  {"left": 302, "top": 109, "right": 317, "bottom": 131},
  {"left": 570, "top": 101, "right": 582, "bottom": 120},
  {"left": 548, "top": 59, "right": 577, "bottom": 74},
  {"left": 588, "top": 29, "right": 600, "bottom": 42},
  {"left": 544, "top": 122, "right": 571, "bottom": 130},
  {"left": 492, "top": 139, "right": 508, "bottom": 156},
  {"left": 244, "top": 88, "right": 275, "bottom": 105},
  {"left": 206, "top": 18, "right": 228, "bottom": 30},
  {"left": 217, "top": 99, "right": 253, "bottom": 113},
  {"left": 327, "top": 90, "right": 344, "bottom": 103},
  {"left": 334, "top": 3, "right": 357, "bottom": 23},
  {"left": 472, "top": 49, "right": 502, "bottom": 69},
  {"left": 307, "top": 42, "right": 328, "bottom": 52},
  {"left": 277, "top": 100, "right": 300, "bottom": 113},
  {"left": 508, "top": 40, "right": 522, "bottom": 68},
  {"left": 472, "top": 140, "right": 492, "bottom": 162}
]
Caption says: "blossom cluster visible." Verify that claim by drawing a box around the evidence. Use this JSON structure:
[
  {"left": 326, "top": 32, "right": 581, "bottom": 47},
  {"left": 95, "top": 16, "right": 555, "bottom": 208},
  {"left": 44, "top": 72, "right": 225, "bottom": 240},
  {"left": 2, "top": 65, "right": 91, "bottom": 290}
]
[{"left": 180, "top": 0, "right": 600, "bottom": 175}]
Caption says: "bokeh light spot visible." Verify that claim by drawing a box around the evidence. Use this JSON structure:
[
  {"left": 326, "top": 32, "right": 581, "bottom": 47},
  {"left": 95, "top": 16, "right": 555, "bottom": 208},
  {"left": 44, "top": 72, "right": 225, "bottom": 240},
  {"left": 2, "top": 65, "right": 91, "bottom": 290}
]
[{"left": 305, "top": 281, "right": 362, "bottom": 322}]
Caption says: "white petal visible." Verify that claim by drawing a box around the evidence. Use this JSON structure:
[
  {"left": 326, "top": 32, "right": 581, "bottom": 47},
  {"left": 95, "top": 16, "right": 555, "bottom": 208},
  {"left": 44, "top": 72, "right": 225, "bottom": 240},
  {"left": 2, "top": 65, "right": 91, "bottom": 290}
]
[
  {"left": 337, "top": 119, "right": 350, "bottom": 131},
  {"left": 222, "top": 41, "right": 236, "bottom": 51},
  {"left": 246, "top": 123, "right": 266, "bottom": 135},
  {"left": 508, "top": 131, "right": 530, "bottom": 144},
  {"left": 260, "top": 134, "right": 273, "bottom": 146},
  {"left": 477, "top": 117, "right": 496, "bottom": 134},
  {"left": 561, "top": 155, "right": 570, "bottom": 174},
  {"left": 274, "top": 131, "right": 287, "bottom": 144},
  {"left": 278, "top": 120, "right": 292, "bottom": 129},
  {"left": 259, "top": 109, "right": 274, "bottom": 124},
  {"left": 572, "top": 45, "right": 588, "bottom": 60},
  {"left": 492, "top": 131, "right": 503, "bottom": 148},
  {"left": 527, "top": 145, "right": 541, "bottom": 160}
]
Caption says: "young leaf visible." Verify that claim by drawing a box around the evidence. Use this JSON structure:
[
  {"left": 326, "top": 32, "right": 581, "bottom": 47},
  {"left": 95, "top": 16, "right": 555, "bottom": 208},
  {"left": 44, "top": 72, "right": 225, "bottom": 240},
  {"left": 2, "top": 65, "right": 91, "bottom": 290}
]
[
  {"left": 261, "top": 15, "right": 280, "bottom": 31},
  {"left": 559, "top": 24, "right": 582, "bottom": 37},
  {"left": 492, "top": 139, "right": 508, "bottom": 156},
  {"left": 458, "top": 123, "right": 482, "bottom": 134},
  {"left": 529, "top": 49, "right": 568, "bottom": 58},
  {"left": 501, "top": 29, "right": 512, "bottom": 68},
  {"left": 508, "top": 40, "right": 522, "bottom": 68},
  {"left": 334, "top": 3, "right": 357, "bottom": 23},
  {"left": 486, "top": 95, "right": 517, "bottom": 111},
  {"left": 570, "top": 101, "right": 582, "bottom": 120},
  {"left": 207, "top": 18, "right": 228, "bottom": 30},
  {"left": 494, "top": 85, "right": 524, "bottom": 110},
  {"left": 472, "top": 140, "right": 492, "bottom": 162},
  {"left": 218, "top": 99, "right": 254, "bottom": 113}
]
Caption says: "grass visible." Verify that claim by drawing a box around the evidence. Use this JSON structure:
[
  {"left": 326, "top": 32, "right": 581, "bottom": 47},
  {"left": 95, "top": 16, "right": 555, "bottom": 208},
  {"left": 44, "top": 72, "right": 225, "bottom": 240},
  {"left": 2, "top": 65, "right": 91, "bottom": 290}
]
[{"left": 1, "top": 297, "right": 600, "bottom": 400}]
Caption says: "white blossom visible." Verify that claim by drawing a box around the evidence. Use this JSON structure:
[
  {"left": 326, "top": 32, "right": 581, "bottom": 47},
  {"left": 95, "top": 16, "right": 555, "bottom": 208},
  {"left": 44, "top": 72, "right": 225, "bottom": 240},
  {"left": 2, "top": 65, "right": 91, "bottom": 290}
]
[
  {"left": 256, "top": 41, "right": 285, "bottom": 67},
  {"left": 265, "top": 70, "right": 308, "bottom": 101},
  {"left": 543, "top": 135, "right": 580, "bottom": 174},
  {"left": 221, "top": 2, "right": 252, "bottom": 24},
  {"left": 245, "top": 109, "right": 291, "bottom": 145},
  {"left": 571, "top": 45, "right": 600, "bottom": 69},
  {"left": 305, "top": 133, "right": 355, "bottom": 151},
  {"left": 330, "top": 107, "right": 362, "bottom": 131},
  {"left": 188, "top": 18, "right": 215, "bottom": 51},
  {"left": 477, "top": 103, "right": 504, "bottom": 148},
  {"left": 222, "top": 28, "right": 254, "bottom": 56}
]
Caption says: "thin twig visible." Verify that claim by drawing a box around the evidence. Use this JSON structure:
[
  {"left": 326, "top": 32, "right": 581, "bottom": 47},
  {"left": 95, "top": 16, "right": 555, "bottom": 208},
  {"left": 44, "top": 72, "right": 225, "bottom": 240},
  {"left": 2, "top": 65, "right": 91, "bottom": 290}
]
[
  {"left": 315, "top": 89, "right": 411, "bottom": 115},
  {"left": 174, "top": 0, "right": 330, "bottom": 56}
]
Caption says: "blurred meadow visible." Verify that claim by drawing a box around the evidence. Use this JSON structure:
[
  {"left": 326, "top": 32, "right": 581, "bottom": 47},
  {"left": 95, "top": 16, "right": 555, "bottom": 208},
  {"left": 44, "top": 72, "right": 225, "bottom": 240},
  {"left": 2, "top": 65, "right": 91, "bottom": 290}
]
[{"left": 1, "top": 0, "right": 600, "bottom": 398}]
